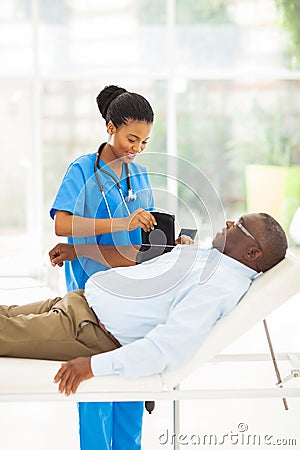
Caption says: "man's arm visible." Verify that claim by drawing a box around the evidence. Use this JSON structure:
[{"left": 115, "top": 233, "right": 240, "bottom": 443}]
[
  {"left": 54, "top": 357, "right": 93, "bottom": 396},
  {"left": 49, "top": 243, "right": 140, "bottom": 268},
  {"left": 49, "top": 236, "right": 194, "bottom": 268}
]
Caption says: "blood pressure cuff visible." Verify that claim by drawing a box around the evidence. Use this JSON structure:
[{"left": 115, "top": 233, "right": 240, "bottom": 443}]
[{"left": 136, "top": 211, "right": 175, "bottom": 264}]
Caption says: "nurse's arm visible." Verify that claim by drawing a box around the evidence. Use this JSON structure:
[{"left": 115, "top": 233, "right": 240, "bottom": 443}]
[
  {"left": 49, "top": 243, "right": 140, "bottom": 268},
  {"left": 54, "top": 210, "right": 156, "bottom": 237}
]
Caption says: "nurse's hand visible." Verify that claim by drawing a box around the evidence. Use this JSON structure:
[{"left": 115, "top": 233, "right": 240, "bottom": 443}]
[
  {"left": 125, "top": 208, "right": 157, "bottom": 232},
  {"left": 54, "top": 357, "right": 93, "bottom": 396},
  {"left": 49, "top": 243, "right": 76, "bottom": 267}
]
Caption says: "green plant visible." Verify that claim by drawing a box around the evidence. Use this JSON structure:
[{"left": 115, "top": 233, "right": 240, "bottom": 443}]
[
  {"left": 275, "top": 0, "right": 300, "bottom": 68},
  {"left": 251, "top": 104, "right": 294, "bottom": 166},
  {"left": 176, "top": 0, "right": 230, "bottom": 24},
  {"left": 228, "top": 101, "right": 300, "bottom": 167}
]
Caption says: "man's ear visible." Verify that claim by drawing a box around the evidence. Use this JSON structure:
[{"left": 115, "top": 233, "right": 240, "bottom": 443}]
[
  {"left": 244, "top": 246, "right": 263, "bottom": 262},
  {"left": 107, "top": 121, "right": 116, "bottom": 136}
]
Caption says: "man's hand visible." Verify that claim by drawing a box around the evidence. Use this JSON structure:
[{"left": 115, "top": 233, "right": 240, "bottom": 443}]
[
  {"left": 53, "top": 357, "right": 93, "bottom": 395},
  {"left": 49, "top": 243, "right": 77, "bottom": 267},
  {"left": 175, "top": 235, "right": 194, "bottom": 245}
]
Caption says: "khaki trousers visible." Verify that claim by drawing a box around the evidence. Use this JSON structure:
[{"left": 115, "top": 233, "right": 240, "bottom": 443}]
[{"left": 0, "top": 290, "right": 119, "bottom": 360}]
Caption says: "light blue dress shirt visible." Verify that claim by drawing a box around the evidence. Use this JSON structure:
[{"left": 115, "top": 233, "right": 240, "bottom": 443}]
[{"left": 85, "top": 245, "right": 257, "bottom": 379}]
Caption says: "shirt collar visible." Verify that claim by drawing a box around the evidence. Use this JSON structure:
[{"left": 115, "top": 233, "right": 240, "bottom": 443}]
[
  {"left": 178, "top": 245, "right": 258, "bottom": 280},
  {"left": 211, "top": 247, "right": 259, "bottom": 280}
]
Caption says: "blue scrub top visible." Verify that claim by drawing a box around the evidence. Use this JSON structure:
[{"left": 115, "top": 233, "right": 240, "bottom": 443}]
[{"left": 50, "top": 152, "right": 154, "bottom": 291}]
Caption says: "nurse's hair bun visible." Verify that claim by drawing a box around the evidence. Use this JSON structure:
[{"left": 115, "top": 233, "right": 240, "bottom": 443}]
[
  {"left": 96, "top": 85, "right": 154, "bottom": 128},
  {"left": 96, "top": 85, "right": 127, "bottom": 120}
]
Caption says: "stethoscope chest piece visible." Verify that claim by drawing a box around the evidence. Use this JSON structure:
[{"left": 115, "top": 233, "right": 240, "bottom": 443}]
[{"left": 125, "top": 189, "right": 137, "bottom": 202}]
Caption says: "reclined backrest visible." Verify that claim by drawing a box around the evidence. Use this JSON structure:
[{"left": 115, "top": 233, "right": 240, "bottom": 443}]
[{"left": 161, "top": 252, "right": 300, "bottom": 389}]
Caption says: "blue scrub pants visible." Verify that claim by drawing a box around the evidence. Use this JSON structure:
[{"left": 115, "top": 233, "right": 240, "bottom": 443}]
[{"left": 78, "top": 401, "right": 144, "bottom": 450}]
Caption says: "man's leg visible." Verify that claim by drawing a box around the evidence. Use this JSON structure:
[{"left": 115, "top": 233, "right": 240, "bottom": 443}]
[
  {"left": 112, "top": 402, "right": 144, "bottom": 450},
  {"left": 78, "top": 402, "right": 113, "bottom": 450},
  {"left": 0, "top": 297, "right": 63, "bottom": 317},
  {"left": 0, "top": 291, "right": 118, "bottom": 360},
  {"left": 0, "top": 306, "right": 89, "bottom": 360}
]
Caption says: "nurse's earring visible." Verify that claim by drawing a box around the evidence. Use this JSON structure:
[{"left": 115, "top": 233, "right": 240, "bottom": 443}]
[
  {"left": 107, "top": 121, "right": 115, "bottom": 146},
  {"left": 108, "top": 132, "right": 115, "bottom": 147}
]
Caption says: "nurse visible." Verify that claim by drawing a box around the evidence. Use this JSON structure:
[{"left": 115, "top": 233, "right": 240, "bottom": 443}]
[{"left": 50, "top": 85, "right": 156, "bottom": 450}]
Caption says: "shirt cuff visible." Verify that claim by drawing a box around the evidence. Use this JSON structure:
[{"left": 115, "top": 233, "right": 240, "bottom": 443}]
[{"left": 91, "top": 352, "right": 115, "bottom": 377}]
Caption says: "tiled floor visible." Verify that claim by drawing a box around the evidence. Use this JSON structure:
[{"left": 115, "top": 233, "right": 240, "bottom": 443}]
[{"left": 0, "top": 280, "right": 299, "bottom": 449}]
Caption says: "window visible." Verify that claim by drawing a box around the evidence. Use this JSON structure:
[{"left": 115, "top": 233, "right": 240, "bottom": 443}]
[{"left": 1, "top": 0, "right": 299, "bottom": 280}]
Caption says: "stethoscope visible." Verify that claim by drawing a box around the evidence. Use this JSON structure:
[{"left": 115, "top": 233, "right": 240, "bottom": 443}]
[{"left": 94, "top": 142, "right": 137, "bottom": 219}]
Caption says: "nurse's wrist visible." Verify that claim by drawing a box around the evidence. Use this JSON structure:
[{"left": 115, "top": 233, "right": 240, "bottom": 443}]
[{"left": 111, "top": 217, "right": 128, "bottom": 232}]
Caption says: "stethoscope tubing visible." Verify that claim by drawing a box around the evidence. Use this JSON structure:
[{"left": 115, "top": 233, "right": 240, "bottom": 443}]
[{"left": 94, "top": 145, "right": 136, "bottom": 218}]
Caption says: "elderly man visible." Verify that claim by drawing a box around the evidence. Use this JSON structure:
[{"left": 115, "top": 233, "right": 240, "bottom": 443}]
[{"left": 0, "top": 213, "right": 287, "bottom": 396}]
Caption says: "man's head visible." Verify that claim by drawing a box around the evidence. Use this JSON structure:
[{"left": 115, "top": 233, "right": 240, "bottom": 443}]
[{"left": 212, "top": 213, "right": 288, "bottom": 272}]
